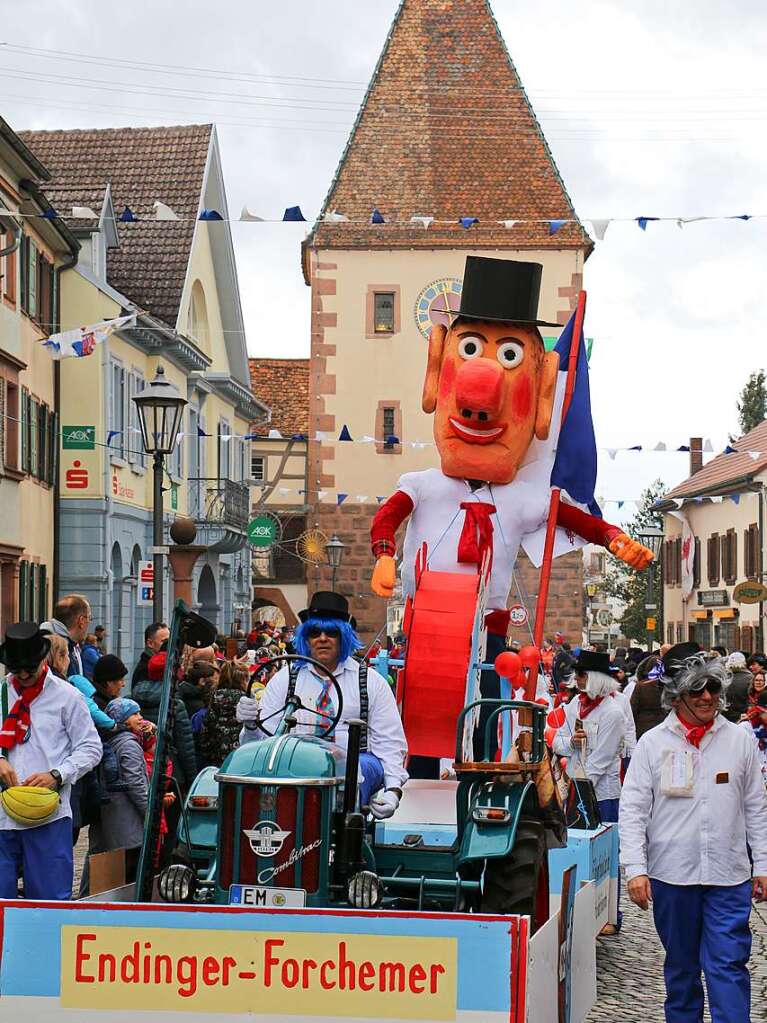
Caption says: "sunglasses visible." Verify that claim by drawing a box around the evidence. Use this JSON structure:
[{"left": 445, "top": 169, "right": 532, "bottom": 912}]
[
  {"left": 689, "top": 680, "right": 722, "bottom": 697},
  {"left": 307, "top": 626, "right": 340, "bottom": 639}
]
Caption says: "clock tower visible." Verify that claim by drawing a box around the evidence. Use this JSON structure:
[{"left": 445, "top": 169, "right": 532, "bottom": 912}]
[{"left": 302, "top": 0, "right": 593, "bottom": 642}]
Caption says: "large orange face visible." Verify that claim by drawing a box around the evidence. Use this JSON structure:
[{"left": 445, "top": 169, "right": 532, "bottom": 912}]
[{"left": 422, "top": 319, "right": 559, "bottom": 483}]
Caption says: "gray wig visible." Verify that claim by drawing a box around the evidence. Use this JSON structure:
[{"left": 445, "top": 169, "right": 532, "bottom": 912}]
[{"left": 661, "top": 655, "right": 729, "bottom": 711}]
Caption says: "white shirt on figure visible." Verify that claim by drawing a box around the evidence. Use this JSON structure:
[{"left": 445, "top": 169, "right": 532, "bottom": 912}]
[
  {"left": 237, "top": 658, "right": 408, "bottom": 790},
  {"left": 552, "top": 694, "right": 624, "bottom": 801},
  {"left": 0, "top": 669, "right": 102, "bottom": 830},
  {"left": 619, "top": 712, "right": 767, "bottom": 886}
]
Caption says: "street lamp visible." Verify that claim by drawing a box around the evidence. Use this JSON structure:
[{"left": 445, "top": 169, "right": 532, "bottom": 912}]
[
  {"left": 133, "top": 365, "right": 187, "bottom": 622},
  {"left": 325, "top": 534, "right": 346, "bottom": 593},
  {"left": 637, "top": 525, "right": 665, "bottom": 651}
]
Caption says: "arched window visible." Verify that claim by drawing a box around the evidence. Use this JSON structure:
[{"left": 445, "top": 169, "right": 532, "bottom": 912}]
[{"left": 189, "top": 280, "right": 209, "bottom": 348}]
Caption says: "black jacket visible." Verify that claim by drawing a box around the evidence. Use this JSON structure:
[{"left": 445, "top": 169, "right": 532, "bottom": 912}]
[
  {"left": 131, "top": 650, "right": 151, "bottom": 688},
  {"left": 724, "top": 669, "right": 752, "bottom": 723},
  {"left": 631, "top": 680, "right": 667, "bottom": 738},
  {"left": 131, "top": 678, "right": 199, "bottom": 789}
]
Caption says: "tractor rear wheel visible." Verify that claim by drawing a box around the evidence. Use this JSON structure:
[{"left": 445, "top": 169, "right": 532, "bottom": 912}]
[{"left": 480, "top": 818, "right": 547, "bottom": 931}]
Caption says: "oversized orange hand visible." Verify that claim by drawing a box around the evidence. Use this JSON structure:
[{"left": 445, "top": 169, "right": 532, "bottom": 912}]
[
  {"left": 371, "top": 555, "right": 396, "bottom": 597},
  {"left": 608, "top": 533, "right": 654, "bottom": 571}
]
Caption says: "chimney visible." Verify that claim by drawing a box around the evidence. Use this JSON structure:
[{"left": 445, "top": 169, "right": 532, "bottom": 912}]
[{"left": 690, "top": 437, "right": 703, "bottom": 476}]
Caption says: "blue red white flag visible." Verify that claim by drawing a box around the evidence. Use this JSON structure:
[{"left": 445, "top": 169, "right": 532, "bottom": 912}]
[{"left": 42, "top": 314, "right": 136, "bottom": 359}]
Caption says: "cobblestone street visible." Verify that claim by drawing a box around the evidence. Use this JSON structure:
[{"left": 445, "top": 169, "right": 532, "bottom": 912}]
[{"left": 586, "top": 882, "right": 767, "bottom": 1022}]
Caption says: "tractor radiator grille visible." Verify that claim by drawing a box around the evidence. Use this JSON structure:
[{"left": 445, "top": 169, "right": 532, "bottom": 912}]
[{"left": 218, "top": 784, "right": 322, "bottom": 893}]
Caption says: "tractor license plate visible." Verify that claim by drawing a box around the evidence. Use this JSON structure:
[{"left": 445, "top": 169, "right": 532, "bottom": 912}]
[{"left": 229, "top": 884, "right": 306, "bottom": 908}]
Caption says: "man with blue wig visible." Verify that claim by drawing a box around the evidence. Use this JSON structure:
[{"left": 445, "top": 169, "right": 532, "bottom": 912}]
[{"left": 237, "top": 592, "right": 407, "bottom": 819}]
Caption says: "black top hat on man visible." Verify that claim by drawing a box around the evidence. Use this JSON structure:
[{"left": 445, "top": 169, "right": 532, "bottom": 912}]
[
  {"left": 0, "top": 622, "right": 51, "bottom": 671},
  {"left": 298, "top": 591, "right": 353, "bottom": 624},
  {"left": 662, "top": 641, "right": 701, "bottom": 680},
  {"left": 573, "top": 650, "right": 613, "bottom": 675},
  {"left": 453, "top": 256, "right": 560, "bottom": 328}
]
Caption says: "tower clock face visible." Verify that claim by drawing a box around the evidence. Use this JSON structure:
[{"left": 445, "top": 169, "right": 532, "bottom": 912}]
[{"left": 414, "top": 277, "right": 462, "bottom": 338}]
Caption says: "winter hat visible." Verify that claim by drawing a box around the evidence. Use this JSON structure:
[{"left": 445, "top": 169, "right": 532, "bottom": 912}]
[
  {"left": 726, "top": 652, "right": 747, "bottom": 670},
  {"left": 106, "top": 698, "right": 141, "bottom": 725},
  {"left": 93, "top": 654, "right": 128, "bottom": 689},
  {"left": 148, "top": 652, "right": 167, "bottom": 681}
]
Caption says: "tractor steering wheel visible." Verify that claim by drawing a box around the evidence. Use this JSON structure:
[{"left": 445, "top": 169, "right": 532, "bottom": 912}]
[{"left": 246, "top": 653, "right": 344, "bottom": 739}]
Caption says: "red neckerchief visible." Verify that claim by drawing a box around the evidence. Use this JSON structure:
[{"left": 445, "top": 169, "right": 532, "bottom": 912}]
[
  {"left": 578, "top": 693, "right": 604, "bottom": 719},
  {"left": 676, "top": 708, "right": 715, "bottom": 749},
  {"left": 457, "top": 501, "right": 496, "bottom": 573},
  {"left": 0, "top": 668, "right": 48, "bottom": 751}
]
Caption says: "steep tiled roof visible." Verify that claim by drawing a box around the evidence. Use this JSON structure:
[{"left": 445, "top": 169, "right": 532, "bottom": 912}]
[
  {"left": 18, "top": 124, "right": 211, "bottom": 327},
  {"left": 664, "top": 421, "right": 767, "bottom": 500},
  {"left": 308, "top": 0, "right": 590, "bottom": 252},
  {"left": 249, "top": 359, "right": 309, "bottom": 436}
]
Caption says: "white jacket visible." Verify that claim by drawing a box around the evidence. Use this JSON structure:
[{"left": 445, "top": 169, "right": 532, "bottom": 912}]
[
  {"left": 552, "top": 694, "right": 625, "bottom": 800},
  {"left": 619, "top": 711, "right": 767, "bottom": 885},
  {"left": 0, "top": 670, "right": 102, "bottom": 830}
]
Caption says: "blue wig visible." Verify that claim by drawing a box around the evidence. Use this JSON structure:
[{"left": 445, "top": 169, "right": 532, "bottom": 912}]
[{"left": 294, "top": 616, "right": 362, "bottom": 664}]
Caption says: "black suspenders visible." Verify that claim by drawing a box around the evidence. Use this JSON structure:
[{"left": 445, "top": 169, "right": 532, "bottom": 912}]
[{"left": 287, "top": 660, "right": 369, "bottom": 750}]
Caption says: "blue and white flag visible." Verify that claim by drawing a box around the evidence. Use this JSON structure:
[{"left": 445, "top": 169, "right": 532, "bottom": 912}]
[
  {"left": 517, "top": 302, "right": 599, "bottom": 567},
  {"left": 42, "top": 314, "right": 136, "bottom": 359}
]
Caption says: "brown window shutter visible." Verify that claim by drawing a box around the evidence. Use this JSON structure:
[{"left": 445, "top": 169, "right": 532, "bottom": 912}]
[
  {"left": 674, "top": 537, "right": 682, "bottom": 587},
  {"left": 724, "top": 529, "right": 737, "bottom": 585},
  {"left": 742, "top": 625, "right": 753, "bottom": 654},
  {"left": 693, "top": 538, "right": 701, "bottom": 588},
  {"left": 733, "top": 625, "right": 741, "bottom": 650}
]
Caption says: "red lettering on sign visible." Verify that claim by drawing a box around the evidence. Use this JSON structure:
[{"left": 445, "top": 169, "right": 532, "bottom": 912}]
[
  {"left": 74, "top": 933, "right": 97, "bottom": 983},
  {"left": 408, "top": 963, "right": 427, "bottom": 994},
  {"left": 66, "top": 460, "right": 89, "bottom": 490},
  {"left": 263, "top": 939, "right": 284, "bottom": 987}
]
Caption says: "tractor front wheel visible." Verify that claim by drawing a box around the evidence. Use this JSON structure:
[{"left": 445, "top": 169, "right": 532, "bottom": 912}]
[{"left": 480, "top": 818, "right": 547, "bottom": 931}]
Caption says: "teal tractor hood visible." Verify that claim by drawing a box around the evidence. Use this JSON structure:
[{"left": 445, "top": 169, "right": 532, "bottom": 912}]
[{"left": 220, "top": 735, "right": 347, "bottom": 782}]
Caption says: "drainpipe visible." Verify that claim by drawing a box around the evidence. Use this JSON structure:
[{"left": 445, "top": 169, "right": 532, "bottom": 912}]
[
  {"left": 52, "top": 246, "right": 79, "bottom": 604},
  {"left": 760, "top": 483, "right": 765, "bottom": 650}
]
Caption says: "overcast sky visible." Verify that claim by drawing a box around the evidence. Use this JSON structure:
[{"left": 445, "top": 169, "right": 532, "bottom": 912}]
[{"left": 2, "top": 0, "right": 766, "bottom": 515}]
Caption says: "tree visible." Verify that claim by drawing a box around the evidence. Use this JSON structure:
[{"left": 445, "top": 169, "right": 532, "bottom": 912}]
[
  {"left": 737, "top": 370, "right": 767, "bottom": 435},
  {"left": 603, "top": 479, "right": 665, "bottom": 646}
]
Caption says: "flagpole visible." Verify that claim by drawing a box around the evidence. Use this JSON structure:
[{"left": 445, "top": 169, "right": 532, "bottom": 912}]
[{"left": 527, "top": 290, "right": 587, "bottom": 697}]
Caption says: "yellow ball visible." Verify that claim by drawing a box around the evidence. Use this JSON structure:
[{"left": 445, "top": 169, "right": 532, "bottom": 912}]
[{"left": 0, "top": 785, "right": 60, "bottom": 824}]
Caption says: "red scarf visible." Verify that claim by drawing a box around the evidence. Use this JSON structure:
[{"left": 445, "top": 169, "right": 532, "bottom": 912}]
[
  {"left": 578, "top": 693, "right": 604, "bottom": 719},
  {"left": 457, "top": 502, "right": 495, "bottom": 573},
  {"left": 676, "top": 708, "right": 715, "bottom": 749},
  {"left": 0, "top": 669, "right": 47, "bottom": 751}
]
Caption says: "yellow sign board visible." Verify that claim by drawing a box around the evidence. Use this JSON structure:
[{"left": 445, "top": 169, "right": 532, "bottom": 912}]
[
  {"left": 61, "top": 926, "right": 457, "bottom": 1020},
  {"left": 733, "top": 580, "right": 767, "bottom": 604},
  {"left": 646, "top": 617, "right": 657, "bottom": 631}
]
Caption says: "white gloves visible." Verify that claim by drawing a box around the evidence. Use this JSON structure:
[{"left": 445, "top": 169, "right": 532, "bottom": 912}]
[
  {"left": 236, "top": 695, "right": 261, "bottom": 724},
  {"left": 369, "top": 789, "right": 400, "bottom": 820}
]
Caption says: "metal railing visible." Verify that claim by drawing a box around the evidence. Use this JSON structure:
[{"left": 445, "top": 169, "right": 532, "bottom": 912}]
[{"left": 188, "top": 478, "right": 249, "bottom": 531}]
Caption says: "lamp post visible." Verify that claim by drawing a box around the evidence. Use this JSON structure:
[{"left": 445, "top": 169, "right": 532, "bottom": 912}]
[
  {"left": 325, "top": 534, "right": 346, "bottom": 594},
  {"left": 637, "top": 525, "right": 665, "bottom": 651},
  {"left": 586, "top": 582, "right": 597, "bottom": 647},
  {"left": 133, "top": 365, "right": 187, "bottom": 623}
]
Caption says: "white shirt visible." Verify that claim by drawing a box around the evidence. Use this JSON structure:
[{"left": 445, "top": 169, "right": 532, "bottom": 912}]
[
  {"left": 398, "top": 468, "right": 550, "bottom": 610},
  {"left": 552, "top": 693, "right": 624, "bottom": 800},
  {"left": 619, "top": 712, "right": 767, "bottom": 885},
  {"left": 238, "top": 658, "right": 408, "bottom": 790},
  {"left": 0, "top": 670, "right": 102, "bottom": 830},
  {"left": 614, "top": 690, "right": 637, "bottom": 758}
]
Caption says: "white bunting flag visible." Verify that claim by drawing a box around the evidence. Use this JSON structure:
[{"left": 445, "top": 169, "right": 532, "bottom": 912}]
[
  {"left": 589, "top": 219, "right": 611, "bottom": 241},
  {"left": 154, "top": 201, "right": 179, "bottom": 221},
  {"left": 239, "top": 206, "right": 265, "bottom": 222},
  {"left": 410, "top": 216, "right": 434, "bottom": 230},
  {"left": 72, "top": 206, "right": 98, "bottom": 219}
]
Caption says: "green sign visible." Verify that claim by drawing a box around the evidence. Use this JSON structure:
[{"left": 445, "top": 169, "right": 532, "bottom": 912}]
[
  {"left": 62, "top": 425, "right": 95, "bottom": 450},
  {"left": 171, "top": 485, "right": 178, "bottom": 511},
  {"left": 248, "top": 514, "right": 278, "bottom": 548}
]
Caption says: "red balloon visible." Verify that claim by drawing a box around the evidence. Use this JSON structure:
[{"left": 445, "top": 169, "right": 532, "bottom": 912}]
[
  {"left": 518, "top": 645, "right": 540, "bottom": 669},
  {"left": 494, "top": 651, "right": 521, "bottom": 680}
]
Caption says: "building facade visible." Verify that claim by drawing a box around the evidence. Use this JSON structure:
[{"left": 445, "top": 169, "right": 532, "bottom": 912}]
[
  {"left": 248, "top": 358, "right": 309, "bottom": 625},
  {"left": 303, "top": 0, "right": 592, "bottom": 641},
  {"left": 18, "top": 125, "right": 265, "bottom": 662},
  {"left": 658, "top": 434, "right": 765, "bottom": 653},
  {"left": 0, "top": 116, "right": 79, "bottom": 637}
]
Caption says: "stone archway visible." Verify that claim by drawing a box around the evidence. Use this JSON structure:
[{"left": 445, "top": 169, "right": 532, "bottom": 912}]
[
  {"left": 110, "top": 542, "right": 124, "bottom": 661},
  {"left": 197, "top": 563, "right": 218, "bottom": 632}
]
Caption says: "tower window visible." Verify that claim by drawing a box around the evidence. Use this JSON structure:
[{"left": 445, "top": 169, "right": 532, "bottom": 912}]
[{"left": 373, "top": 292, "right": 395, "bottom": 333}]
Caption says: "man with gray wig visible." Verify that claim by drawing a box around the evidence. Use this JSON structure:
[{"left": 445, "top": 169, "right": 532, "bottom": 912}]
[{"left": 620, "top": 648, "right": 767, "bottom": 1023}]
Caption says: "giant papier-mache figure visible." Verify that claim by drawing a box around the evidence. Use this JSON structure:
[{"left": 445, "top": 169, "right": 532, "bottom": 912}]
[{"left": 370, "top": 256, "right": 653, "bottom": 661}]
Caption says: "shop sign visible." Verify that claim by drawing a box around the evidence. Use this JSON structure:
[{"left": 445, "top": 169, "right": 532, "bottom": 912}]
[
  {"left": 733, "top": 580, "right": 767, "bottom": 604},
  {"left": 62, "top": 425, "right": 95, "bottom": 450},
  {"left": 248, "top": 513, "right": 280, "bottom": 549},
  {"left": 137, "top": 561, "right": 153, "bottom": 607},
  {"left": 697, "top": 589, "right": 729, "bottom": 608}
]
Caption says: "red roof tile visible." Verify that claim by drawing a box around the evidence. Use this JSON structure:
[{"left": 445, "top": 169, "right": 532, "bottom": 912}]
[
  {"left": 249, "top": 358, "right": 309, "bottom": 436},
  {"left": 18, "top": 124, "right": 211, "bottom": 327},
  {"left": 664, "top": 421, "right": 767, "bottom": 500},
  {"left": 308, "top": 0, "right": 591, "bottom": 253}
]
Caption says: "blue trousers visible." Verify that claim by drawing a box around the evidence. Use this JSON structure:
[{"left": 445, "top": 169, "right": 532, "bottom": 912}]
[
  {"left": 358, "top": 751, "right": 385, "bottom": 809},
  {"left": 651, "top": 879, "right": 752, "bottom": 1023},
  {"left": 0, "top": 816, "right": 74, "bottom": 900}
]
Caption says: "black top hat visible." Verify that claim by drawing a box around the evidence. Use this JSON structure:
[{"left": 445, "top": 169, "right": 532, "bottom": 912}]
[
  {"left": 298, "top": 591, "right": 353, "bottom": 624},
  {"left": 452, "top": 256, "right": 560, "bottom": 328},
  {"left": 573, "top": 650, "right": 612, "bottom": 675},
  {"left": 0, "top": 622, "right": 51, "bottom": 671},
  {"left": 662, "top": 641, "right": 701, "bottom": 680}
]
